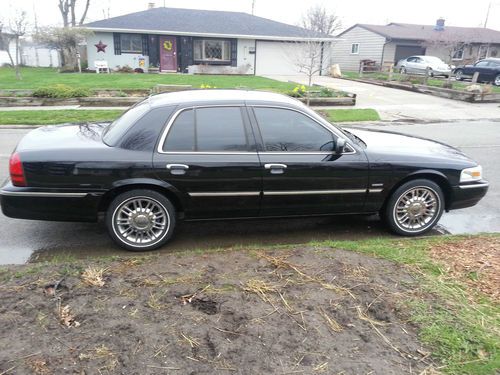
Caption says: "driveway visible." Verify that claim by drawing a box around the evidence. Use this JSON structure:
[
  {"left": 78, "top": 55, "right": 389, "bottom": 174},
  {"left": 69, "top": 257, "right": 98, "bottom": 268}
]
[
  {"left": 0, "top": 121, "right": 498, "bottom": 265},
  {"left": 266, "top": 75, "right": 500, "bottom": 122}
]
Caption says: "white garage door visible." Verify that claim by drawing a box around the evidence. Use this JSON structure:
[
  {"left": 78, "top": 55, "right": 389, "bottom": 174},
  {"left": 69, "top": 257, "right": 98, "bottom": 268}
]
[{"left": 255, "top": 41, "right": 305, "bottom": 76}]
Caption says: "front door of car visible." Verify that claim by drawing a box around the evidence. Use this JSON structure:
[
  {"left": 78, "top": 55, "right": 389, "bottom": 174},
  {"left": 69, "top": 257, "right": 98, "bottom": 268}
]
[
  {"left": 472, "top": 60, "right": 493, "bottom": 82},
  {"left": 248, "top": 106, "right": 369, "bottom": 216},
  {"left": 405, "top": 57, "right": 418, "bottom": 73},
  {"left": 153, "top": 105, "right": 262, "bottom": 219}
]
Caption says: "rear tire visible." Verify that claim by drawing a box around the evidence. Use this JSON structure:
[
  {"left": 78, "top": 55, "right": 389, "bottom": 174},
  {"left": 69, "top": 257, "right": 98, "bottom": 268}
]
[
  {"left": 400, "top": 67, "right": 407, "bottom": 74},
  {"left": 494, "top": 74, "right": 500, "bottom": 87},
  {"left": 383, "top": 179, "right": 444, "bottom": 236},
  {"left": 455, "top": 69, "right": 464, "bottom": 81},
  {"left": 106, "top": 189, "right": 176, "bottom": 251}
]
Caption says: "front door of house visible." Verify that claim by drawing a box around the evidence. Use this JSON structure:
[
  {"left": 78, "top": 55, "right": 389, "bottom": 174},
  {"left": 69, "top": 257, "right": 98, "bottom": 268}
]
[{"left": 159, "top": 36, "right": 177, "bottom": 72}]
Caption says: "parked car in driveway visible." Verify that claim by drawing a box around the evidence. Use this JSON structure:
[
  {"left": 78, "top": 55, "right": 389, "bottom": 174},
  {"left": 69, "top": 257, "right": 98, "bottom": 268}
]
[
  {"left": 454, "top": 58, "right": 500, "bottom": 86},
  {"left": 396, "top": 55, "right": 453, "bottom": 77},
  {"left": 0, "top": 90, "right": 489, "bottom": 251}
]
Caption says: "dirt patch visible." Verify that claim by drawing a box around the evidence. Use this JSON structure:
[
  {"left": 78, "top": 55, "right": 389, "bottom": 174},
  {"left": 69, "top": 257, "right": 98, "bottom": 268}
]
[
  {"left": 430, "top": 237, "right": 500, "bottom": 302},
  {"left": 0, "top": 247, "right": 434, "bottom": 374}
]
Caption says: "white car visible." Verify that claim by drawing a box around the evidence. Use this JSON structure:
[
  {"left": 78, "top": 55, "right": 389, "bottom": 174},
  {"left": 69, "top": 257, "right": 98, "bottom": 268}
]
[{"left": 396, "top": 56, "right": 453, "bottom": 77}]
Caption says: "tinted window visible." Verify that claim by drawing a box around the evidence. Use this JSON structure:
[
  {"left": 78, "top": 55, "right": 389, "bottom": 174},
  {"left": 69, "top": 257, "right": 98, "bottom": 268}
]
[
  {"left": 475, "top": 61, "right": 490, "bottom": 67},
  {"left": 254, "top": 108, "right": 334, "bottom": 152},
  {"left": 103, "top": 102, "right": 149, "bottom": 146},
  {"left": 163, "top": 107, "right": 248, "bottom": 152},
  {"left": 164, "top": 109, "right": 195, "bottom": 151}
]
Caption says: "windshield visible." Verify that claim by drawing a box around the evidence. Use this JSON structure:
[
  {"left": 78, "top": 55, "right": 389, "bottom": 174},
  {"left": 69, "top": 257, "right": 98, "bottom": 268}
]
[{"left": 102, "top": 101, "right": 150, "bottom": 146}]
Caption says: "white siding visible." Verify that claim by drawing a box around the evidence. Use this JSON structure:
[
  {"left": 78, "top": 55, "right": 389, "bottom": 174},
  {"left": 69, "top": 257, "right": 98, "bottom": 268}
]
[
  {"left": 237, "top": 39, "right": 255, "bottom": 74},
  {"left": 255, "top": 41, "right": 331, "bottom": 76},
  {"left": 332, "top": 26, "right": 386, "bottom": 72},
  {"left": 87, "top": 32, "right": 149, "bottom": 72},
  {"left": 21, "top": 46, "right": 60, "bottom": 67},
  {"left": 0, "top": 40, "right": 17, "bottom": 66}
]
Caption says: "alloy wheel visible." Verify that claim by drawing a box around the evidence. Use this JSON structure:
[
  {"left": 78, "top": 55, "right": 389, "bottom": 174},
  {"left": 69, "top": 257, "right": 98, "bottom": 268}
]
[{"left": 393, "top": 186, "right": 440, "bottom": 233}]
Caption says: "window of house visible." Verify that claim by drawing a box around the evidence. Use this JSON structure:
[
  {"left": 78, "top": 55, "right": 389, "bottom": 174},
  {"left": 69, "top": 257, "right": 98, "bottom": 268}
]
[
  {"left": 452, "top": 48, "right": 464, "bottom": 60},
  {"left": 163, "top": 107, "right": 248, "bottom": 152},
  {"left": 120, "top": 33, "right": 143, "bottom": 53},
  {"left": 253, "top": 107, "right": 334, "bottom": 152},
  {"left": 351, "top": 43, "right": 359, "bottom": 54},
  {"left": 193, "top": 39, "right": 231, "bottom": 62}
]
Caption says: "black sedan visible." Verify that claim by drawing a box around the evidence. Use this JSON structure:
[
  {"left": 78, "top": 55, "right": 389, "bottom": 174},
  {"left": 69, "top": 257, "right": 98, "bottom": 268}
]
[
  {"left": 0, "top": 90, "right": 489, "bottom": 251},
  {"left": 454, "top": 58, "right": 500, "bottom": 86}
]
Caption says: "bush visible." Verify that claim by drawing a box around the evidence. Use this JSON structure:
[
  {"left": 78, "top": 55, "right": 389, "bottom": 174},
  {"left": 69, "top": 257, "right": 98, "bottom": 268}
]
[
  {"left": 116, "top": 65, "right": 134, "bottom": 73},
  {"left": 33, "top": 84, "right": 91, "bottom": 98},
  {"left": 318, "top": 87, "right": 336, "bottom": 97}
]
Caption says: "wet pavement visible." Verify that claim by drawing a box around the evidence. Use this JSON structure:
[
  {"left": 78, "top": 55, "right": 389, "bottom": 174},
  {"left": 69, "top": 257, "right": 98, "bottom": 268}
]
[{"left": 0, "top": 120, "right": 498, "bottom": 265}]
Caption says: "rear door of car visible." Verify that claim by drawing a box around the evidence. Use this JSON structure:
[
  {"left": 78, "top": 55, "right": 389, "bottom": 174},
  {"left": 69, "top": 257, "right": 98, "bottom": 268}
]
[
  {"left": 472, "top": 60, "right": 492, "bottom": 81},
  {"left": 248, "top": 105, "right": 369, "bottom": 216},
  {"left": 153, "top": 104, "right": 262, "bottom": 219}
]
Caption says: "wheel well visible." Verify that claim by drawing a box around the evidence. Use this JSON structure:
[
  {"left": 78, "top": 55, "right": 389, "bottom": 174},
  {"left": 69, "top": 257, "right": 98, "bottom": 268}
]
[
  {"left": 97, "top": 184, "right": 184, "bottom": 216},
  {"left": 380, "top": 173, "right": 452, "bottom": 214}
]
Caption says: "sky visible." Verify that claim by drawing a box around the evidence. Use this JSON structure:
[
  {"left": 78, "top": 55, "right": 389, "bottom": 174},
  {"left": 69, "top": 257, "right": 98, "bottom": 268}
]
[{"left": 1, "top": 0, "right": 500, "bottom": 32}]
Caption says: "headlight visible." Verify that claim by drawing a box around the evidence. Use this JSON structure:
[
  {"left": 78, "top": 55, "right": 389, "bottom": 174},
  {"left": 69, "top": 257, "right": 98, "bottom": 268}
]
[{"left": 460, "top": 166, "right": 482, "bottom": 183}]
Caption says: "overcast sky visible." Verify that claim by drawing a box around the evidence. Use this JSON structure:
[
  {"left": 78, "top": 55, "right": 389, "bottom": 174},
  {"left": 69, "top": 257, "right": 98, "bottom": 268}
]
[{"left": 2, "top": 0, "right": 500, "bottom": 32}]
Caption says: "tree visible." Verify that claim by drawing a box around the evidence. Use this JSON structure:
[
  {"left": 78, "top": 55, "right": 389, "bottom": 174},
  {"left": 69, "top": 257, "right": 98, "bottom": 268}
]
[
  {"left": 301, "top": 5, "right": 342, "bottom": 36},
  {"left": 0, "top": 11, "right": 28, "bottom": 80},
  {"left": 58, "top": 0, "right": 91, "bottom": 27}
]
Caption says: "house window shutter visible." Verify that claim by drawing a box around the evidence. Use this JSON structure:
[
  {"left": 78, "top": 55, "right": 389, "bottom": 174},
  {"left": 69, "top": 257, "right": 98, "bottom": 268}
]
[
  {"left": 113, "top": 33, "right": 121, "bottom": 55},
  {"left": 231, "top": 39, "right": 237, "bottom": 67},
  {"left": 141, "top": 34, "right": 149, "bottom": 56}
]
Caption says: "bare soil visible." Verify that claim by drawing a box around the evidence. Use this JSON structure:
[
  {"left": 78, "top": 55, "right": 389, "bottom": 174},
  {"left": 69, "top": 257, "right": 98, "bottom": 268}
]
[{"left": 0, "top": 246, "right": 434, "bottom": 374}]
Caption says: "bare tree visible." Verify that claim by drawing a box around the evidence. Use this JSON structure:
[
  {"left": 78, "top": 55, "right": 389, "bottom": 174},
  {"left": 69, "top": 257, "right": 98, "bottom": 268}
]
[
  {"left": 421, "top": 30, "right": 478, "bottom": 65},
  {"left": 58, "top": 0, "right": 91, "bottom": 27},
  {"left": 0, "top": 11, "right": 28, "bottom": 80},
  {"left": 301, "top": 5, "right": 341, "bottom": 36}
]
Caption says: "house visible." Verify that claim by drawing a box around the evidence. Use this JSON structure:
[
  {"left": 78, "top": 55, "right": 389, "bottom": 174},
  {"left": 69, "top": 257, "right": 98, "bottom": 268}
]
[
  {"left": 84, "top": 6, "right": 333, "bottom": 75},
  {"left": 1, "top": 34, "right": 61, "bottom": 68},
  {"left": 332, "top": 19, "right": 500, "bottom": 71}
]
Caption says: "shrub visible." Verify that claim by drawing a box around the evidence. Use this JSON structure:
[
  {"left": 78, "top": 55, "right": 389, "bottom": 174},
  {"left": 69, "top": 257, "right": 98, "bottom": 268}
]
[
  {"left": 134, "top": 68, "right": 144, "bottom": 73},
  {"left": 33, "top": 84, "right": 91, "bottom": 98},
  {"left": 116, "top": 65, "right": 134, "bottom": 73},
  {"left": 286, "top": 85, "right": 307, "bottom": 97},
  {"left": 318, "top": 87, "right": 336, "bottom": 97}
]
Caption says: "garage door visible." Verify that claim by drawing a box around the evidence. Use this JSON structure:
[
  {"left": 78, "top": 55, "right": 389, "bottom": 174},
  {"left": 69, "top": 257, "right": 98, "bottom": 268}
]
[
  {"left": 255, "top": 41, "right": 305, "bottom": 75},
  {"left": 394, "top": 45, "right": 426, "bottom": 63}
]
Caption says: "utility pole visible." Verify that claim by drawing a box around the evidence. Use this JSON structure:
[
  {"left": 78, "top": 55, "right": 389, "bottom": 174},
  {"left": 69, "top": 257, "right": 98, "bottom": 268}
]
[
  {"left": 251, "top": 0, "right": 255, "bottom": 15},
  {"left": 484, "top": 1, "right": 491, "bottom": 28}
]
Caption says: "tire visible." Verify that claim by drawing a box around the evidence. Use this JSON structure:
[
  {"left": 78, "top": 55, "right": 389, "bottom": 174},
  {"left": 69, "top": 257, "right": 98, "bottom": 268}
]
[
  {"left": 455, "top": 69, "right": 464, "bottom": 81},
  {"left": 400, "top": 67, "right": 407, "bottom": 74},
  {"left": 494, "top": 74, "right": 500, "bottom": 87},
  {"left": 383, "top": 179, "right": 444, "bottom": 236},
  {"left": 106, "top": 189, "right": 176, "bottom": 251}
]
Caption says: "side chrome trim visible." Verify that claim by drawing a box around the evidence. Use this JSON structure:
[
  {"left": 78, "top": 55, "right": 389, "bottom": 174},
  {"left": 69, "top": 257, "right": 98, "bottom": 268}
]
[
  {"left": 0, "top": 190, "right": 88, "bottom": 198},
  {"left": 188, "top": 191, "right": 261, "bottom": 197},
  {"left": 368, "top": 188, "right": 383, "bottom": 193},
  {"left": 264, "top": 189, "right": 367, "bottom": 196},
  {"left": 458, "top": 183, "right": 489, "bottom": 190}
]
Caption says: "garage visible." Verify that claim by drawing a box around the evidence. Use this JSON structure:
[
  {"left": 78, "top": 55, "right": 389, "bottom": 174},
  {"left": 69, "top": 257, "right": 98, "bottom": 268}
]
[{"left": 394, "top": 45, "right": 426, "bottom": 63}]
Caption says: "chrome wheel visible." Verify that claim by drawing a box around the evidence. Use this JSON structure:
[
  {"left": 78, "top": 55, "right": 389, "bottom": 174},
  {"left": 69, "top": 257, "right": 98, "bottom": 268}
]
[
  {"left": 455, "top": 69, "right": 463, "bottom": 81},
  {"left": 112, "top": 196, "right": 170, "bottom": 247},
  {"left": 494, "top": 74, "right": 500, "bottom": 86},
  {"left": 393, "top": 186, "right": 440, "bottom": 233}
]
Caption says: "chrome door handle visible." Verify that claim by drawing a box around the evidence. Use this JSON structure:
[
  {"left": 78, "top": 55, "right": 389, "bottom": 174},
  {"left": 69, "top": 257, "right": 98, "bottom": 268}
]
[
  {"left": 264, "top": 163, "right": 287, "bottom": 174},
  {"left": 166, "top": 164, "right": 189, "bottom": 175}
]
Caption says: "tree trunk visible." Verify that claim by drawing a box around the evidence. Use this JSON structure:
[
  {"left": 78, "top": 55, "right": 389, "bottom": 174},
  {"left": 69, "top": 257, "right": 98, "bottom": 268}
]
[{"left": 6, "top": 45, "right": 22, "bottom": 80}]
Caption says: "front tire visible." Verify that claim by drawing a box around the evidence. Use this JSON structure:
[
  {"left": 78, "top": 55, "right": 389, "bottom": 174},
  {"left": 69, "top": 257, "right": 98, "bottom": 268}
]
[
  {"left": 383, "top": 179, "right": 444, "bottom": 236},
  {"left": 106, "top": 189, "right": 176, "bottom": 251},
  {"left": 455, "top": 69, "right": 464, "bottom": 81},
  {"left": 494, "top": 74, "right": 500, "bottom": 87}
]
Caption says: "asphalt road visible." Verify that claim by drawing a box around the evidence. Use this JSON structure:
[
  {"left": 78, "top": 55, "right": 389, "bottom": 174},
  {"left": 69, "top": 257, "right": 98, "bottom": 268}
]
[{"left": 0, "top": 121, "right": 498, "bottom": 265}]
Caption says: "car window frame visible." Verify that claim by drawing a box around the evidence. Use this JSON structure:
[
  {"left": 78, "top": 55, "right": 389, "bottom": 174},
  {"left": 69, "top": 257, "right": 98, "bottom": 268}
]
[
  {"left": 248, "top": 105, "right": 356, "bottom": 155},
  {"left": 157, "top": 104, "right": 257, "bottom": 154}
]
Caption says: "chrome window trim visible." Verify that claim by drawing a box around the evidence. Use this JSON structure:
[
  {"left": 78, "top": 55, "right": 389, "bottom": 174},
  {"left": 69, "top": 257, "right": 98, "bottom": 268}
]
[
  {"left": 157, "top": 104, "right": 356, "bottom": 155},
  {"left": 0, "top": 190, "right": 88, "bottom": 198}
]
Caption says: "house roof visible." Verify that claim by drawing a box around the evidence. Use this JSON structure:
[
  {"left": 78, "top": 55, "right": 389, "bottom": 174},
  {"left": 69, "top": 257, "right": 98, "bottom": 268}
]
[
  {"left": 84, "top": 7, "right": 333, "bottom": 41},
  {"left": 338, "top": 23, "right": 500, "bottom": 44}
]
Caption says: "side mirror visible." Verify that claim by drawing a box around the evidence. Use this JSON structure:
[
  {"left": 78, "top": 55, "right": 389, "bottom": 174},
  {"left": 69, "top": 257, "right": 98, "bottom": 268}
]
[{"left": 335, "top": 138, "right": 346, "bottom": 154}]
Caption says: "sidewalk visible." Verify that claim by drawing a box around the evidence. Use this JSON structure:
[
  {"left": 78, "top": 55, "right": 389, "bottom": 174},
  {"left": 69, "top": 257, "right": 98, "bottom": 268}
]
[{"left": 266, "top": 75, "right": 500, "bottom": 122}]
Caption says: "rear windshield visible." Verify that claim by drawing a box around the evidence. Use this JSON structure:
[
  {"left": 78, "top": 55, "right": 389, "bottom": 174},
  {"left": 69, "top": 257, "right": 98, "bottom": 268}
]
[{"left": 102, "top": 102, "right": 150, "bottom": 146}]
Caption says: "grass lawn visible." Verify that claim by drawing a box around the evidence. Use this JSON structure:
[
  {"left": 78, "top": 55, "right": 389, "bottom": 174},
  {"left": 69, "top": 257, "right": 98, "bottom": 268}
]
[
  {"left": 0, "top": 110, "right": 124, "bottom": 125},
  {"left": 323, "top": 108, "right": 380, "bottom": 122},
  {"left": 342, "top": 71, "right": 500, "bottom": 93},
  {"left": 0, "top": 67, "right": 298, "bottom": 92}
]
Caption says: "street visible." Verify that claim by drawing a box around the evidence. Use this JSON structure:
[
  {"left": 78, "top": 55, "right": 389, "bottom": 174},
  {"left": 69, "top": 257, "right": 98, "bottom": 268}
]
[{"left": 1, "top": 120, "right": 498, "bottom": 265}]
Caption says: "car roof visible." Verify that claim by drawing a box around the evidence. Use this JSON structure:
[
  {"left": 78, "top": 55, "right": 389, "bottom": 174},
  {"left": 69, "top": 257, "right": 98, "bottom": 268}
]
[{"left": 148, "top": 89, "right": 304, "bottom": 108}]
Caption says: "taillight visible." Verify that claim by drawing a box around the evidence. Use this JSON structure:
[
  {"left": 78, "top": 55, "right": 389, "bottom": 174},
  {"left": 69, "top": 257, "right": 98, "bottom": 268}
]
[{"left": 9, "top": 152, "right": 27, "bottom": 187}]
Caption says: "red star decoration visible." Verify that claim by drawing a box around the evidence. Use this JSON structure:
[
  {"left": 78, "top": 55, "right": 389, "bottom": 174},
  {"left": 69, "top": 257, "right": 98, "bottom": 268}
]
[{"left": 95, "top": 40, "right": 107, "bottom": 53}]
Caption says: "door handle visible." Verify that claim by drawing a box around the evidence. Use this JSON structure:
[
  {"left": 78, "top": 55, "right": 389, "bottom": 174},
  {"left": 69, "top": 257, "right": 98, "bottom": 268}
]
[
  {"left": 264, "top": 163, "right": 287, "bottom": 174},
  {"left": 166, "top": 164, "right": 189, "bottom": 175}
]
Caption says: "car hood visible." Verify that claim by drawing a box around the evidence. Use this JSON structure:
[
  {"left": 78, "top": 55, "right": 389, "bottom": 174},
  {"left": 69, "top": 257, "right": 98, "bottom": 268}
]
[
  {"left": 346, "top": 127, "right": 475, "bottom": 163},
  {"left": 16, "top": 123, "right": 110, "bottom": 152}
]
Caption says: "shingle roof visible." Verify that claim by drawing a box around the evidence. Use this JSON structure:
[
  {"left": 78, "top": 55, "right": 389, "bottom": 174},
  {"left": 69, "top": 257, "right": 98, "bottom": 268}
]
[
  {"left": 84, "top": 7, "right": 331, "bottom": 40},
  {"left": 340, "top": 23, "right": 500, "bottom": 44}
]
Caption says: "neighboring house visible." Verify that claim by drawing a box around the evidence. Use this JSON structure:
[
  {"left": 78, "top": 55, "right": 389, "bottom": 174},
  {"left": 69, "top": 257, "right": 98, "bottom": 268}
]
[
  {"left": 84, "top": 6, "right": 333, "bottom": 75},
  {"left": 332, "top": 19, "right": 500, "bottom": 71},
  {"left": 0, "top": 32, "right": 17, "bottom": 66},
  {"left": 1, "top": 34, "right": 61, "bottom": 68}
]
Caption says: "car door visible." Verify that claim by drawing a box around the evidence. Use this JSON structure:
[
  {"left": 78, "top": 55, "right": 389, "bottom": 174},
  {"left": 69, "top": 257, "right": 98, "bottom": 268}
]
[
  {"left": 249, "top": 106, "right": 369, "bottom": 216},
  {"left": 472, "top": 60, "right": 492, "bottom": 81},
  {"left": 404, "top": 57, "right": 416, "bottom": 72},
  {"left": 414, "top": 57, "right": 426, "bottom": 74},
  {"left": 153, "top": 105, "right": 262, "bottom": 219}
]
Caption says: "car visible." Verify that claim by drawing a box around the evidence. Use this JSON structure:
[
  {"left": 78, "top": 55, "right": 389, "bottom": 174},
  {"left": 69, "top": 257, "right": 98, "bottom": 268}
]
[
  {"left": 454, "top": 58, "right": 500, "bottom": 86},
  {"left": 0, "top": 90, "right": 489, "bottom": 251},
  {"left": 396, "top": 55, "right": 452, "bottom": 77}
]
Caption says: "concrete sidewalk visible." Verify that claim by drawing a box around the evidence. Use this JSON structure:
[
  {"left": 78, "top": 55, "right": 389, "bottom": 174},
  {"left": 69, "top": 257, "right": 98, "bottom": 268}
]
[{"left": 266, "top": 75, "right": 500, "bottom": 122}]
